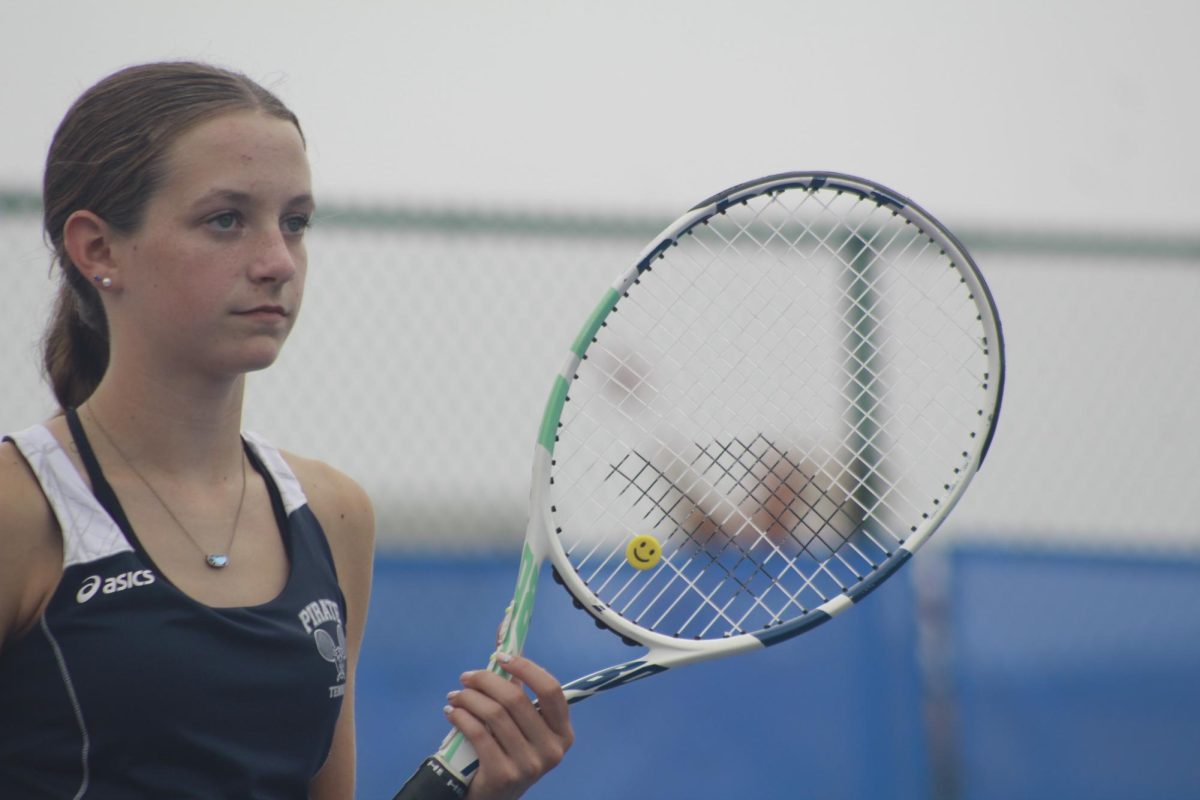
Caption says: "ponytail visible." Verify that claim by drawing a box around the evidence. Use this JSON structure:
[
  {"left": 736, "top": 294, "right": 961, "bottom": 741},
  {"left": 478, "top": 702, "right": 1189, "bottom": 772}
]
[{"left": 42, "top": 264, "right": 109, "bottom": 410}]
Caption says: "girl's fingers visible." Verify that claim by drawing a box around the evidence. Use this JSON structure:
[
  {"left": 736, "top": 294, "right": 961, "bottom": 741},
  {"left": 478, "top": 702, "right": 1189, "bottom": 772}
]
[
  {"left": 493, "top": 655, "right": 573, "bottom": 743},
  {"left": 445, "top": 656, "right": 574, "bottom": 796}
]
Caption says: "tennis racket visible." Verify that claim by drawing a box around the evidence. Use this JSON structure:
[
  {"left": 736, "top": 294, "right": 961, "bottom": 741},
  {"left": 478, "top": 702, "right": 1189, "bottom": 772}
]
[{"left": 393, "top": 171, "right": 1005, "bottom": 799}]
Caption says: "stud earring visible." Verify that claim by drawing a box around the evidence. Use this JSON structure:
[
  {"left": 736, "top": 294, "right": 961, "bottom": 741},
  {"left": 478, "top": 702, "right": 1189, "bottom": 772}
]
[{"left": 93, "top": 275, "right": 113, "bottom": 289}]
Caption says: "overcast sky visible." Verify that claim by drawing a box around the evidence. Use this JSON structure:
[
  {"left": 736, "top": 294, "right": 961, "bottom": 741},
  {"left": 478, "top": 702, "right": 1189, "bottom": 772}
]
[{"left": 2, "top": 0, "right": 1198, "bottom": 230}]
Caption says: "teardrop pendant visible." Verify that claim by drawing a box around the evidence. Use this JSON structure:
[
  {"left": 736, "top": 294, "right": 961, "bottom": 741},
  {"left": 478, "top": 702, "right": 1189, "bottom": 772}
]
[{"left": 206, "top": 554, "right": 230, "bottom": 569}]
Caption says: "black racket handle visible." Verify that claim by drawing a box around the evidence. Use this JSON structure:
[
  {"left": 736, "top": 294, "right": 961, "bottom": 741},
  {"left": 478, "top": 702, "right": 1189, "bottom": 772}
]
[{"left": 392, "top": 757, "right": 469, "bottom": 800}]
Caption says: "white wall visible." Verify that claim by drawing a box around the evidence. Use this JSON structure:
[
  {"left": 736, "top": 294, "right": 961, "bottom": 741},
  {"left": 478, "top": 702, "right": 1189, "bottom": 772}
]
[{"left": 2, "top": 0, "right": 1198, "bottom": 227}]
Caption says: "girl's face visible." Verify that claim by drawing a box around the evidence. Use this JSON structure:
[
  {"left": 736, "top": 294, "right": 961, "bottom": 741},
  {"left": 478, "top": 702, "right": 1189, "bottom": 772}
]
[{"left": 108, "top": 109, "right": 313, "bottom": 380}]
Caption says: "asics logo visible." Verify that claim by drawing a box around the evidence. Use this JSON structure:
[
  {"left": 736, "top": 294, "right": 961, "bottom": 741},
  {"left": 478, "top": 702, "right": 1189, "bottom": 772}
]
[{"left": 76, "top": 570, "right": 156, "bottom": 603}]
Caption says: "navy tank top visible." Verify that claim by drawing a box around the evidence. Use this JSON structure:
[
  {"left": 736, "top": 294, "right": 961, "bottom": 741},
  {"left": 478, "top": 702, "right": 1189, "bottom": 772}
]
[{"left": 0, "top": 413, "right": 347, "bottom": 799}]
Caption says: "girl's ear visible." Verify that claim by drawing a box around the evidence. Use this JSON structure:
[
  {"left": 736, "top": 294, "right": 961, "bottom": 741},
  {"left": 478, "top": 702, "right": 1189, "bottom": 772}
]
[{"left": 63, "top": 210, "right": 121, "bottom": 289}]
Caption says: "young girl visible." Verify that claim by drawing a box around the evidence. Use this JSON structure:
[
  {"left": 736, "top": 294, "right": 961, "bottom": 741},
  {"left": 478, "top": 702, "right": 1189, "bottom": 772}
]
[{"left": 0, "top": 61, "right": 572, "bottom": 799}]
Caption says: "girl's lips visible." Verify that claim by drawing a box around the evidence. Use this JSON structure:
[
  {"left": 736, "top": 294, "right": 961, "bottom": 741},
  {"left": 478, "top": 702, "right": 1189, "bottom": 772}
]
[{"left": 236, "top": 305, "right": 287, "bottom": 316}]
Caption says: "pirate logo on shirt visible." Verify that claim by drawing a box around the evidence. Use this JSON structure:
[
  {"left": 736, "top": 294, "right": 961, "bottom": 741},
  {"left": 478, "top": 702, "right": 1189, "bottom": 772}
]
[
  {"left": 298, "top": 598, "right": 347, "bottom": 694},
  {"left": 314, "top": 624, "right": 347, "bottom": 682}
]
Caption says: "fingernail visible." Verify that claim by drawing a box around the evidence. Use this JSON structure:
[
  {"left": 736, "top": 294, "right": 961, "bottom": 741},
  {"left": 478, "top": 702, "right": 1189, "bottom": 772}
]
[
  {"left": 495, "top": 652, "right": 513, "bottom": 664},
  {"left": 442, "top": 705, "right": 453, "bottom": 716},
  {"left": 446, "top": 690, "right": 460, "bottom": 701}
]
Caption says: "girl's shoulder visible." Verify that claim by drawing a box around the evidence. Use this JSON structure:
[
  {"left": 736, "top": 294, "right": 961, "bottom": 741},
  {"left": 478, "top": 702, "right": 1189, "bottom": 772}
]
[
  {"left": 0, "top": 437, "right": 57, "bottom": 535},
  {"left": 276, "top": 450, "right": 374, "bottom": 528},
  {"left": 275, "top": 448, "right": 376, "bottom": 566},
  {"left": 0, "top": 438, "right": 65, "bottom": 646}
]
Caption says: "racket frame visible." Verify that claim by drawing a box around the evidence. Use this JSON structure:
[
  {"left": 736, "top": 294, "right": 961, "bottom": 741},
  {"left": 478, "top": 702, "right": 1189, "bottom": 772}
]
[{"left": 403, "top": 171, "right": 1005, "bottom": 794}]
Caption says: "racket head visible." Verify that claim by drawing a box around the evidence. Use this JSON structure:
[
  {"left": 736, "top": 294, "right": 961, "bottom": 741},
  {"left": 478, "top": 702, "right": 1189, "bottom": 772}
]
[{"left": 532, "top": 171, "right": 1004, "bottom": 653}]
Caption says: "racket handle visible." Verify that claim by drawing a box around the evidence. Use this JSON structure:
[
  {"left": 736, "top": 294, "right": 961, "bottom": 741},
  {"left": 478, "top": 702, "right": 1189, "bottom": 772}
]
[{"left": 392, "top": 756, "right": 469, "bottom": 800}]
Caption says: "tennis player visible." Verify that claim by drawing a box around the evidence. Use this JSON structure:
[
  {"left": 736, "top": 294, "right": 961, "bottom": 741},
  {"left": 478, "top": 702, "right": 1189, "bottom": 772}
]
[{"left": 0, "top": 61, "right": 572, "bottom": 799}]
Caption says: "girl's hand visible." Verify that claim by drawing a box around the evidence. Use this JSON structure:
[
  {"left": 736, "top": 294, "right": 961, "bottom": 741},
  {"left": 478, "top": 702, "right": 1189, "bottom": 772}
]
[{"left": 446, "top": 655, "right": 574, "bottom": 800}]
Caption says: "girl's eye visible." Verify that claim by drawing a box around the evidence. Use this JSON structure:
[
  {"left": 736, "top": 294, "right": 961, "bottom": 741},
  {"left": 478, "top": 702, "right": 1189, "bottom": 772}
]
[
  {"left": 208, "top": 212, "right": 241, "bottom": 231},
  {"left": 282, "top": 215, "right": 311, "bottom": 235}
]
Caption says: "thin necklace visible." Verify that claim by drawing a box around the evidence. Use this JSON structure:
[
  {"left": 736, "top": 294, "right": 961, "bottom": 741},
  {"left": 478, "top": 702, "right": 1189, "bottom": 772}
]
[{"left": 84, "top": 404, "right": 247, "bottom": 570}]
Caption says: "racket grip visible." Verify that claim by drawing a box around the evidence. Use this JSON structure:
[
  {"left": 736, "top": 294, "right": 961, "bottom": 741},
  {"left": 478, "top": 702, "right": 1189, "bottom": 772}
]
[{"left": 392, "top": 757, "right": 469, "bottom": 800}]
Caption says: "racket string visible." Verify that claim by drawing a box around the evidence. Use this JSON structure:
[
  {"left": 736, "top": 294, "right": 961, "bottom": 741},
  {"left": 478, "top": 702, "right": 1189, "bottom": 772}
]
[
  {"left": 588, "top": 435, "right": 889, "bottom": 634},
  {"left": 586, "top": 444, "right": 807, "bottom": 634},
  {"left": 566, "top": 347, "right": 902, "bottom": 623},
  {"left": 570, "top": 308, "right": 940, "bottom": 550},
  {"left": 551, "top": 184, "right": 993, "bottom": 640}
]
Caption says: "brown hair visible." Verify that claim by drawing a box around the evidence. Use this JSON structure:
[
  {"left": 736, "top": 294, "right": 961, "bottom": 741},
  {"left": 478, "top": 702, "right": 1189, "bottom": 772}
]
[{"left": 41, "top": 61, "right": 305, "bottom": 410}]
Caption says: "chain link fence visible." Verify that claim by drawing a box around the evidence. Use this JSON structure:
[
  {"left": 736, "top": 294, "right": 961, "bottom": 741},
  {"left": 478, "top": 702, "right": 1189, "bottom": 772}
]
[{"left": 3, "top": 190, "right": 1198, "bottom": 554}]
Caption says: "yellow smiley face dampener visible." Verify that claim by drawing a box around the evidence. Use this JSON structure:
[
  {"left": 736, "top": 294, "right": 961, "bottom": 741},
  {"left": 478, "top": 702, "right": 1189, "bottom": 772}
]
[{"left": 625, "top": 535, "right": 662, "bottom": 570}]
